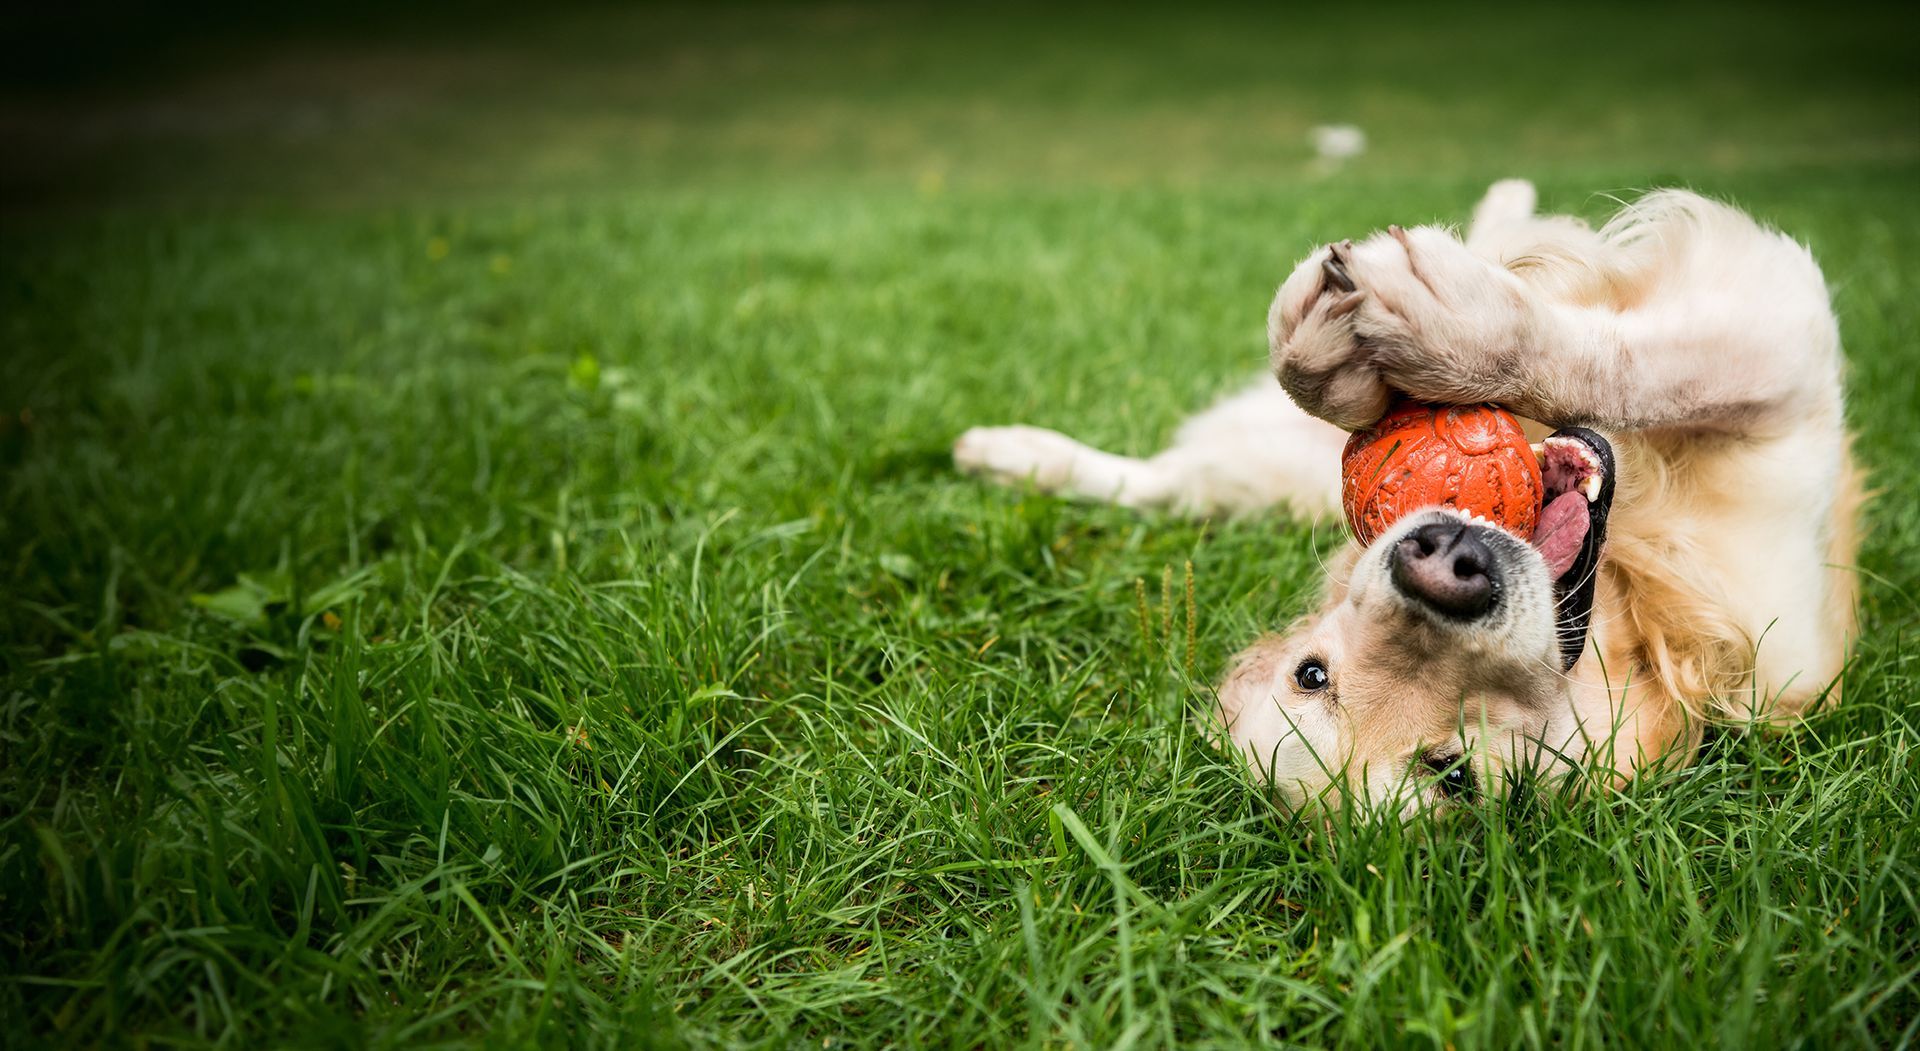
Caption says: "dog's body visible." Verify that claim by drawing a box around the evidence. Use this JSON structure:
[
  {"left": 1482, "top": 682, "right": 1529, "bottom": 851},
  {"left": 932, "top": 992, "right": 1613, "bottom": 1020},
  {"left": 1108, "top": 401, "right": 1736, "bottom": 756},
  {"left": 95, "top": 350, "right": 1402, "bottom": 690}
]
[{"left": 956, "top": 180, "right": 1862, "bottom": 813}]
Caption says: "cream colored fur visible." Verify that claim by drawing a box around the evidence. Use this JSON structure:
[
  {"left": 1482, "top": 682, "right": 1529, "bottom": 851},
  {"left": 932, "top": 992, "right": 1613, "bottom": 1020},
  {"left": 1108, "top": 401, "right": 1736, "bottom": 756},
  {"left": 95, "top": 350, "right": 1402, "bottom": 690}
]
[{"left": 954, "top": 180, "right": 1861, "bottom": 813}]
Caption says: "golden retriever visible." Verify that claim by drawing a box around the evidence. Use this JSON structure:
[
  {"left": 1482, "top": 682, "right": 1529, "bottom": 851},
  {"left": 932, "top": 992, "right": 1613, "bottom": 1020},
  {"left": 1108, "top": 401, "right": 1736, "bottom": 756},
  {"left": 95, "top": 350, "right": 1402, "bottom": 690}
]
[{"left": 954, "top": 180, "right": 1862, "bottom": 814}]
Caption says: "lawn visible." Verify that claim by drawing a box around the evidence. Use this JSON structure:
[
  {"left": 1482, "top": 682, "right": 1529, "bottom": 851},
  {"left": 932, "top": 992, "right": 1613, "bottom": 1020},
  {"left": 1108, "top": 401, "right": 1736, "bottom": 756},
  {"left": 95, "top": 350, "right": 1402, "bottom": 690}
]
[{"left": 3, "top": 4, "right": 1918, "bottom": 1047}]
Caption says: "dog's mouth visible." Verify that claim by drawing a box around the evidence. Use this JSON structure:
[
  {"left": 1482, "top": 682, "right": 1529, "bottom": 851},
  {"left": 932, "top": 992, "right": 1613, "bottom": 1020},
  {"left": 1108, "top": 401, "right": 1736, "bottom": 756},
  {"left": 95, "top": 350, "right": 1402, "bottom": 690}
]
[{"left": 1533, "top": 428, "right": 1615, "bottom": 670}]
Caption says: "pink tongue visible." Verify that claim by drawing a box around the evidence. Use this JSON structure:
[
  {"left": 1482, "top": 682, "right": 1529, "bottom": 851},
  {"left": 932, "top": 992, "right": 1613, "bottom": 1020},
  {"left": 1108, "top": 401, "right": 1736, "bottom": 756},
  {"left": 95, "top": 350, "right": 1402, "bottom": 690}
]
[{"left": 1533, "top": 492, "right": 1590, "bottom": 577}]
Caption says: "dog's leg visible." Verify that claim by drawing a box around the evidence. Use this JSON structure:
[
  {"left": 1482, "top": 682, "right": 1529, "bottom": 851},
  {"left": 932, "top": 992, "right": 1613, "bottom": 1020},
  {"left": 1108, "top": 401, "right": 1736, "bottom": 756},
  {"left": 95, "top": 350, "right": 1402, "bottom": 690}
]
[
  {"left": 1272, "top": 193, "right": 1838, "bottom": 433},
  {"left": 953, "top": 425, "right": 1174, "bottom": 507},
  {"left": 1464, "top": 178, "right": 1538, "bottom": 254},
  {"left": 1462, "top": 178, "right": 1612, "bottom": 269},
  {"left": 954, "top": 380, "right": 1344, "bottom": 517}
]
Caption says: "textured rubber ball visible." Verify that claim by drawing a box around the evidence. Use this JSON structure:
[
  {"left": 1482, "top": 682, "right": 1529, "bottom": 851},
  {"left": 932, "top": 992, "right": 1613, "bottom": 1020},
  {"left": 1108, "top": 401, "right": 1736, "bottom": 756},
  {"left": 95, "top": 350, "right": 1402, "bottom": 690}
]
[{"left": 1340, "top": 398, "right": 1543, "bottom": 545}]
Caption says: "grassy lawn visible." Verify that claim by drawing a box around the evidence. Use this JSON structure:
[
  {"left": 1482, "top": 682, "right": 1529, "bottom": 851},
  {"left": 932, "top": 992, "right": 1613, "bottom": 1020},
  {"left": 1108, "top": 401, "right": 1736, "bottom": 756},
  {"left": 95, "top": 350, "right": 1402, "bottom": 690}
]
[{"left": 3, "top": 4, "right": 1917, "bottom": 1047}]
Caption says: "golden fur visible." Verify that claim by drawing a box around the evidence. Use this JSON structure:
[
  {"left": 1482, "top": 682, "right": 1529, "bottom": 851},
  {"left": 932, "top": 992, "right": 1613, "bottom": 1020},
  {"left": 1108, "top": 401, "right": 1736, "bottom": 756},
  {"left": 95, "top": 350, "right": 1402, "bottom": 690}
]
[{"left": 956, "top": 180, "right": 1861, "bottom": 813}]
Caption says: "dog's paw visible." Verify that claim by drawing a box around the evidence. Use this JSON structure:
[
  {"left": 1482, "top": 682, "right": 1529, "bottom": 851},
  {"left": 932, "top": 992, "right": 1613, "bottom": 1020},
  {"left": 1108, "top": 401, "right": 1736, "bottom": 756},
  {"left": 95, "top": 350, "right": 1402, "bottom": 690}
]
[
  {"left": 1268, "top": 245, "right": 1392, "bottom": 430},
  {"left": 953, "top": 426, "right": 1083, "bottom": 490},
  {"left": 1270, "top": 226, "right": 1534, "bottom": 424},
  {"left": 1345, "top": 225, "right": 1533, "bottom": 405}
]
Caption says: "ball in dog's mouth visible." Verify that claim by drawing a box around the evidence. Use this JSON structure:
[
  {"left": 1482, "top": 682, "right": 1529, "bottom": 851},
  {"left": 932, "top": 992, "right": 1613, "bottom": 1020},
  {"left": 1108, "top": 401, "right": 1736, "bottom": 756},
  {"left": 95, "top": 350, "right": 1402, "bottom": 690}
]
[{"left": 1534, "top": 428, "right": 1616, "bottom": 671}]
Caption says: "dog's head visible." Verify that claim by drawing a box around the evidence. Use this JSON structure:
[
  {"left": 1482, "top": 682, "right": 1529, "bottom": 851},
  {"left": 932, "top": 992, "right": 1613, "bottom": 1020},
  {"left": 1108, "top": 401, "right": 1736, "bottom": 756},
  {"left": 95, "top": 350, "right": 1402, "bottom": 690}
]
[{"left": 1215, "top": 429, "right": 1615, "bottom": 815}]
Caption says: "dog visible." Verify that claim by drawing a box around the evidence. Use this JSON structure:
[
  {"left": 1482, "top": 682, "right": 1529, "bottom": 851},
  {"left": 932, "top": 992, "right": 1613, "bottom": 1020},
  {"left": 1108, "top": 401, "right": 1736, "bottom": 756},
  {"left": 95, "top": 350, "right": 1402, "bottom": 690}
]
[{"left": 954, "top": 180, "right": 1863, "bottom": 815}]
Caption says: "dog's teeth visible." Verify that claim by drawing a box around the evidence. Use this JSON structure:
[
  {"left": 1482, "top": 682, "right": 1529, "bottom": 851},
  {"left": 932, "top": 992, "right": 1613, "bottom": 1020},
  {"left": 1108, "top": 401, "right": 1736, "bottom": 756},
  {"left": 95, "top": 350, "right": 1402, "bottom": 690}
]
[{"left": 1542, "top": 437, "right": 1606, "bottom": 502}]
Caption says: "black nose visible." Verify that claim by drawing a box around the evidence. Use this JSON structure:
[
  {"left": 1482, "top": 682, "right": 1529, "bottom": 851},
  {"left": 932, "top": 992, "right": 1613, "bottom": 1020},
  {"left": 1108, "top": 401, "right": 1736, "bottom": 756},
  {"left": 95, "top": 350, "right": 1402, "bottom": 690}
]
[{"left": 1390, "top": 522, "right": 1497, "bottom": 618}]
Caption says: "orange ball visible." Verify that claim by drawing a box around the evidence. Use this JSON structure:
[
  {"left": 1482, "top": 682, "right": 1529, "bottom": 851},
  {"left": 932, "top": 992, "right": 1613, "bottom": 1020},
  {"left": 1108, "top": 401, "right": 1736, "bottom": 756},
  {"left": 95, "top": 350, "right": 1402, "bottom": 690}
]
[{"left": 1341, "top": 399, "right": 1542, "bottom": 545}]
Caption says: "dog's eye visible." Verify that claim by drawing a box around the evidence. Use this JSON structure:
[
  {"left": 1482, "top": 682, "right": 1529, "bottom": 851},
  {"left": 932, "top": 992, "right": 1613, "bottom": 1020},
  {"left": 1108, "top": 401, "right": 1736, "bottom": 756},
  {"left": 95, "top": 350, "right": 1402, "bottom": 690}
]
[
  {"left": 1424, "top": 754, "right": 1477, "bottom": 801},
  {"left": 1292, "top": 659, "right": 1330, "bottom": 692}
]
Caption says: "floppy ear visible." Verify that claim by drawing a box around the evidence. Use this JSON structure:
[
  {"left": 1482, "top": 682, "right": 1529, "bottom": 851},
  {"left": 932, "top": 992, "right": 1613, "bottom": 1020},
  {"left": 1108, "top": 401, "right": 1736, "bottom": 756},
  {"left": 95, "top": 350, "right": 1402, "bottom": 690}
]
[
  {"left": 1215, "top": 637, "right": 1288, "bottom": 726},
  {"left": 1607, "top": 552, "right": 1752, "bottom": 721},
  {"left": 1575, "top": 678, "right": 1709, "bottom": 793}
]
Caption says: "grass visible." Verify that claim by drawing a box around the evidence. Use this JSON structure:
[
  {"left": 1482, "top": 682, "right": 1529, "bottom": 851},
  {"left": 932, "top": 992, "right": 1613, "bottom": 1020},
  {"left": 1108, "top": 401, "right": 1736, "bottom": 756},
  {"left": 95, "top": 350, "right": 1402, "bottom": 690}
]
[{"left": 3, "top": 3, "right": 1918, "bottom": 1047}]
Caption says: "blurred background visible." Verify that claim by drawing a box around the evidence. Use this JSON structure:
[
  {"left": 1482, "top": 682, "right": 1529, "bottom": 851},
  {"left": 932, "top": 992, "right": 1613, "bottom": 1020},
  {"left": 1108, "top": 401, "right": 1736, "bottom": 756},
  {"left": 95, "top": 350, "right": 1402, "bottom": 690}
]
[{"left": 4, "top": 2, "right": 1916, "bottom": 211}]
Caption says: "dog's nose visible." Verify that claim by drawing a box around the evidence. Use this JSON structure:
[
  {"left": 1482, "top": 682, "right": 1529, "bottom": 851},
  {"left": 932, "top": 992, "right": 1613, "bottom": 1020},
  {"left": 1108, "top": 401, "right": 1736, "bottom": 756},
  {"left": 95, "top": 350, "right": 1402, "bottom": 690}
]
[{"left": 1390, "top": 522, "right": 1497, "bottom": 618}]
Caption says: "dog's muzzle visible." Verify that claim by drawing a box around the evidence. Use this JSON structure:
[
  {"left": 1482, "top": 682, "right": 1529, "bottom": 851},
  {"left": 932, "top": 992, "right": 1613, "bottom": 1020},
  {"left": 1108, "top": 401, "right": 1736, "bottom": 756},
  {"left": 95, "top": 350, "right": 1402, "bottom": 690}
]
[{"left": 1382, "top": 427, "right": 1615, "bottom": 670}]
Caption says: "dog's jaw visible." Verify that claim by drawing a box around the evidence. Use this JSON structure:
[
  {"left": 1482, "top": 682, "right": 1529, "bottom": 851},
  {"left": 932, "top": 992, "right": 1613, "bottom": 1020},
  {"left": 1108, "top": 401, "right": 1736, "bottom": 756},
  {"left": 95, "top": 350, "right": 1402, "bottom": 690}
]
[{"left": 1538, "top": 428, "right": 1616, "bottom": 671}]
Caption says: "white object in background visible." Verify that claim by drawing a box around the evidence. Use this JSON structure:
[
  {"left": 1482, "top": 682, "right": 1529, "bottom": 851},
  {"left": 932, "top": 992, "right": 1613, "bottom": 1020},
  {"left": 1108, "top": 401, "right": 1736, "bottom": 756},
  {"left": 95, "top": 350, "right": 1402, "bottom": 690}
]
[{"left": 1311, "top": 124, "right": 1368, "bottom": 161}]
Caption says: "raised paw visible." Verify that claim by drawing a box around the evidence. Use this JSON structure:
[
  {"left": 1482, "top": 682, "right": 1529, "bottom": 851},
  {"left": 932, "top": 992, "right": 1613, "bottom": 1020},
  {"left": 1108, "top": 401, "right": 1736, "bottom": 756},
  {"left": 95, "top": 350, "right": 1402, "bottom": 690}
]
[
  {"left": 1267, "top": 240, "right": 1391, "bottom": 430},
  {"left": 1269, "top": 225, "right": 1535, "bottom": 425}
]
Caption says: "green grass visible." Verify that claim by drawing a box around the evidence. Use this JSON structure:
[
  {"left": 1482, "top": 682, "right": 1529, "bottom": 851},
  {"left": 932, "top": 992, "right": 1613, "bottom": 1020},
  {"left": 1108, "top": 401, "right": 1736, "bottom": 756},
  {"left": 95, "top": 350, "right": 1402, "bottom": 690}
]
[{"left": 3, "top": 4, "right": 1918, "bottom": 1047}]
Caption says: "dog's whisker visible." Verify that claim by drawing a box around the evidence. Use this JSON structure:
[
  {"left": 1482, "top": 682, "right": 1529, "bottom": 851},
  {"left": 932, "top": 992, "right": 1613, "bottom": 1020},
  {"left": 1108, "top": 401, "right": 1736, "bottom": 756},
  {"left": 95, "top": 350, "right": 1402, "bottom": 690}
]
[{"left": 1306, "top": 513, "right": 1346, "bottom": 589}]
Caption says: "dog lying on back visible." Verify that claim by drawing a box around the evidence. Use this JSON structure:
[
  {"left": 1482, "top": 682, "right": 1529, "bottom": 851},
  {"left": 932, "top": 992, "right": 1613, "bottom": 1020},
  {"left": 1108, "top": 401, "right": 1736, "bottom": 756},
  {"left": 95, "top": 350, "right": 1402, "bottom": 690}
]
[{"left": 956, "top": 180, "right": 1862, "bottom": 814}]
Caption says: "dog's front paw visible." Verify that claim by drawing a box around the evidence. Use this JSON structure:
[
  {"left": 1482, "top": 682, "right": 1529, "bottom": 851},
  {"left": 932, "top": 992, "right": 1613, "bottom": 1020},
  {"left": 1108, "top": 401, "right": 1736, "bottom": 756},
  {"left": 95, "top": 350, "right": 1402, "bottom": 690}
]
[
  {"left": 1341, "top": 225, "right": 1535, "bottom": 407},
  {"left": 953, "top": 426, "right": 1083, "bottom": 490},
  {"left": 1268, "top": 243, "right": 1393, "bottom": 430},
  {"left": 1270, "top": 226, "right": 1536, "bottom": 425}
]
